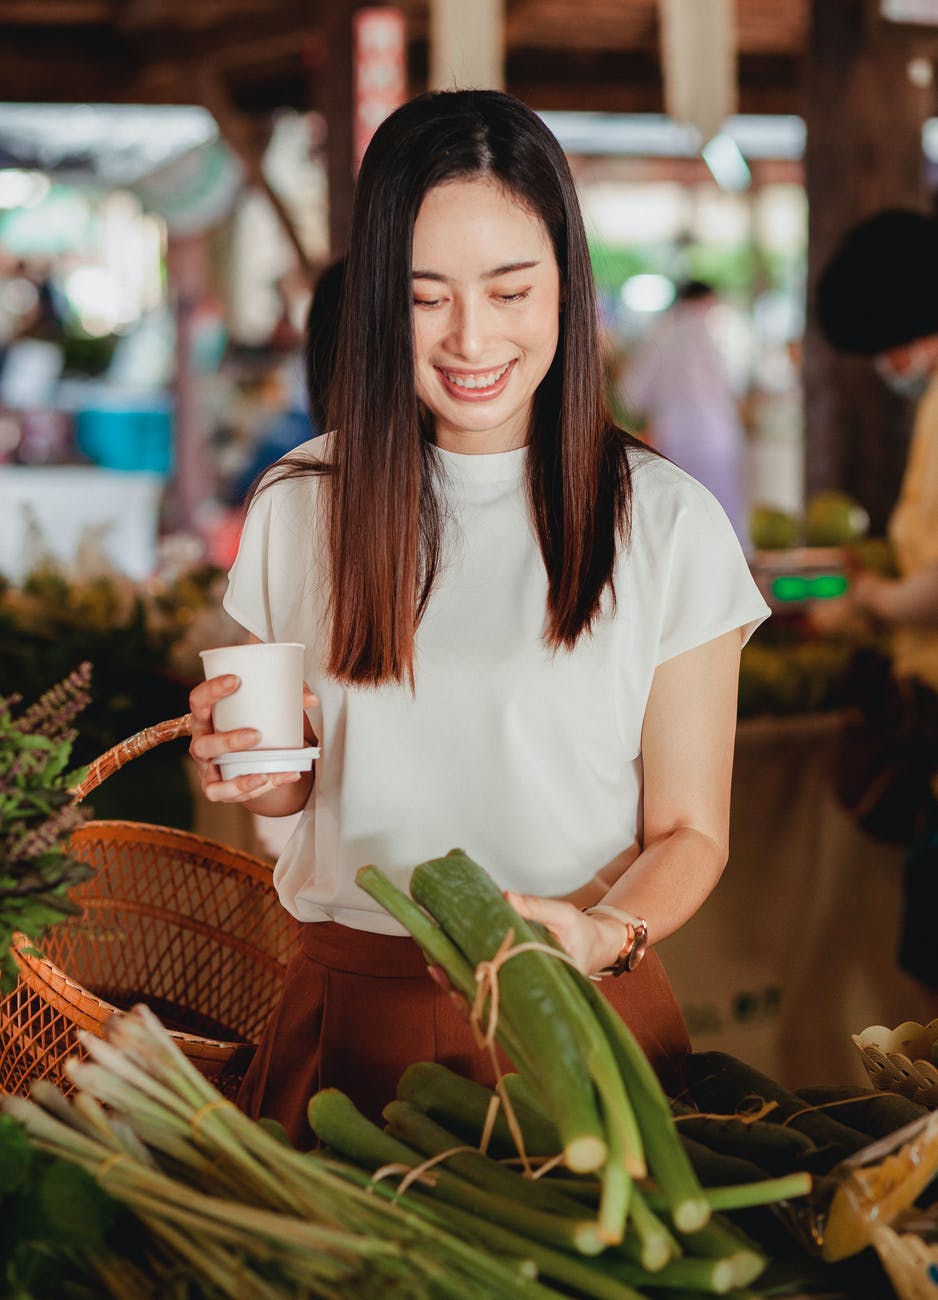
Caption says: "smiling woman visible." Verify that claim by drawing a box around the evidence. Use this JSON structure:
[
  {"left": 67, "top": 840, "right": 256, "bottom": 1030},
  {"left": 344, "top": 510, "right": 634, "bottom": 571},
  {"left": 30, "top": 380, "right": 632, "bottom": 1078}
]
[
  {"left": 186, "top": 88, "right": 770, "bottom": 1146},
  {"left": 411, "top": 179, "right": 561, "bottom": 453}
]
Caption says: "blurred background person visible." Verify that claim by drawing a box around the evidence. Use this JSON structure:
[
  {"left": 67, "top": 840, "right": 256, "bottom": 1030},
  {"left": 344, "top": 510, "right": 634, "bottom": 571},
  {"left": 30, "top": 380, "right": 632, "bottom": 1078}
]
[
  {"left": 816, "top": 207, "right": 938, "bottom": 1011},
  {"left": 228, "top": 257, "right": 345, "bottom": 504},
  {"left": 619, "top": 279, "right": 749, "bottom": 545},
  {"left": 304, "top": 255, "right": 345, "bottom": 434}
]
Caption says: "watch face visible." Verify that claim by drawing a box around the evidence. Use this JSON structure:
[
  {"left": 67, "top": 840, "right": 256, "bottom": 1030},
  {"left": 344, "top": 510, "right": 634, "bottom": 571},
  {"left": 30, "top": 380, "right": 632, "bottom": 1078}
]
[{"left": 626, "top": 924, "right": 648, "bottom": 972}]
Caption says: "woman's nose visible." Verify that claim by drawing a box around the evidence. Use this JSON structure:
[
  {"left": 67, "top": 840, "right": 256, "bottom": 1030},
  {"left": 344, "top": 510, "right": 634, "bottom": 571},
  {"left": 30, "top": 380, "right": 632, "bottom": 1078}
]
[{"left": 446, "top": 297, "right": 489, "bottom": 359}]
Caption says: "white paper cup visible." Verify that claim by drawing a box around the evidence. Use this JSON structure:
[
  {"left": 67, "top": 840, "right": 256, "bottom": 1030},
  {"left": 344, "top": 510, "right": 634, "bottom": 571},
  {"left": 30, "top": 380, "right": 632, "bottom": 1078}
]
[{"left": 199, "top": 642, "right": 305, "bottom": 750}]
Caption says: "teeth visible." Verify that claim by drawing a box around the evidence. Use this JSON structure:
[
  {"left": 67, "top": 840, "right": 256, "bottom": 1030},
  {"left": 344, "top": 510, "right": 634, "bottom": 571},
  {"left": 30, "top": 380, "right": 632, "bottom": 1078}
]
[{"left": 442, "top": 362, "right": 511, "bottom": 390}]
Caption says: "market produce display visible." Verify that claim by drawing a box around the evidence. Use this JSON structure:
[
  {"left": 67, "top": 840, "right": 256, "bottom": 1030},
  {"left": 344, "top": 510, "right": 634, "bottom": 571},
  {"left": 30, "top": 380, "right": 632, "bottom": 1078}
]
[
  {"left": 3, "top": 848, "right": 938, "bottom": 1295},
  {"left": 4, "top": 767, "right": 938, "bottom": 1300},
  {"left": 0, "top": 664, "right": 93, "bottom": 993}
]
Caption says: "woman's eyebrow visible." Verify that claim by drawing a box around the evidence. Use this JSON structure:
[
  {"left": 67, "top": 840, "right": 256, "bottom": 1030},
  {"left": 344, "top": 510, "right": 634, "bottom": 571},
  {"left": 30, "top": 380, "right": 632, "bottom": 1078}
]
[{"left": 411, "top": 260, "right": 541, "bottom": 282}]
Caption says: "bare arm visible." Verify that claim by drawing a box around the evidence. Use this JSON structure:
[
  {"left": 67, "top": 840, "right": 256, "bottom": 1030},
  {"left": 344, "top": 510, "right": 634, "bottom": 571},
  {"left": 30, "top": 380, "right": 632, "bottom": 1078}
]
[
  {"left": 189, "top": 633, "right": 316, "bottom": 817},
  {"left": 508, "top": 626, "right": 742, "bottom": 974},
  {"left": 852, "top": 565, "right": 938, "bottom": 627}
]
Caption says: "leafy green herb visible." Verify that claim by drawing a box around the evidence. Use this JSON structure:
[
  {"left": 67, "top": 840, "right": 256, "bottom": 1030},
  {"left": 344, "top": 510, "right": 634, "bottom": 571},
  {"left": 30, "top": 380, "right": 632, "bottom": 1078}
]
[{"left": 0, "top": 663, "right": 94, "bottom": 993}]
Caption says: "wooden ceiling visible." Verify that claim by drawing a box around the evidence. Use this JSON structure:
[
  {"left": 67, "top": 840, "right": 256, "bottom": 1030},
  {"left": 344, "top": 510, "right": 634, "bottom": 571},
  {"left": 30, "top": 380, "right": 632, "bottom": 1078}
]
[{"left": 0, "top": 0, "right": 809, "bottom": 117}]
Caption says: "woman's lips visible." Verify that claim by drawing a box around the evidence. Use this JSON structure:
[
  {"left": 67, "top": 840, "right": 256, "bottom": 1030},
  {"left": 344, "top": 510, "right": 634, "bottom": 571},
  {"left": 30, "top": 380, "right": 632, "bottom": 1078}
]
[{"left": 436, "top": 358, "right": 516, "bottom": 400}]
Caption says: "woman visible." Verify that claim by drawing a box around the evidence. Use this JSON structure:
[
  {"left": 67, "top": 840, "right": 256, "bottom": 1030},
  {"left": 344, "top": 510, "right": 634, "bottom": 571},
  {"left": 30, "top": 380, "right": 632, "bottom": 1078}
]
[{"left": 190, "top": 89, "right": 770, "bottom": 1146}]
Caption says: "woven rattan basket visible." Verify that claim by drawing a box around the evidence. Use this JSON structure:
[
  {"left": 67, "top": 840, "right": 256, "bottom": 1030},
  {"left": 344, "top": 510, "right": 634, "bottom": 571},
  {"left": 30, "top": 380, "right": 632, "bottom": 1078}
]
[
  {"left": 0, "top": 715, "right": 298, "bottom": 1099},
  {"left": 853, "top": 1020, "right": 938, "bottom": 1109}
]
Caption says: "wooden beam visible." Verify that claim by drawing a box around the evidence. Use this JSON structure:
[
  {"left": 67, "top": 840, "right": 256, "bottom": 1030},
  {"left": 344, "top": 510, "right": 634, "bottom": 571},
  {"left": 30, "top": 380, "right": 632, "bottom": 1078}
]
[
  {"left": 321, "top": 0, "right": 356, "bottom": 256},
  {"left": 802, "top": 0, "right": 935, "bottom": 531},
  {"left": 0, "top": 1, "right": 110, "bottom": 20},
  {"left": 196, "top": 67, "right": 315, "bottom": 282}
]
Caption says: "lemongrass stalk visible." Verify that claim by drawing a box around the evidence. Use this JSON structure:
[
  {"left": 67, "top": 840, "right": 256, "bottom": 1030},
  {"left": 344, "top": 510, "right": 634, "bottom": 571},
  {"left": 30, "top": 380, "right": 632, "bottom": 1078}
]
[
  {"left": 622, "top": 1182, "right": 681, "bottom": 1271},
  {"left": 595, "top": 1087, "right": 632, "bottom": 1245},
  {"left": 13, "top": 1069, "right": 558, "bottom": 1299},
  {"left": 9, "top": 1095, "right": 403, "bottom": 1264},
  {"left": 567, "top": 969, "right": 710, "bottom": 1233},
  {"left": 642, "top": 1171, "right": 812, "bottom": 1215},
  {"left": 144, "top": 1218, "right": 290, "bottom": 1300},
  {"left": 71, "top": 1091, "right": 154, "bottom": 1165},
  {"left": 76, "top": 1027, "right": 200, "bottom": 1119},
  {"left": 602, "top": 1251, "right": 738, "bottom": 1293},
  {"left": 382, "top": 1099, "right": 589, "bottom": 1217},
  {"left": 105, "top": 1005, "right": 221, "bottom": 1109},
  {"left": 409, "top": 855, "right": 614, "bottom": 1174},
  {"left": 306, "top": 1158, "right": 557, "bottom": 1300},
  {"left": 309, "top": 1088, "right": 607, "bottom": 1256},
  {"left": 70, "top": 1049, "right": 323, "bottom": 1217},
  {"left": 65, "top": 1060, "right": 199, "bottom": 1163},
  {"left": 397, "top": 1061, "right": 562, "bottom": 1158},
  {"left": 2, "top": 1092, "right": 119, "bottom": 1164},
  {"left": 29, "top": 1083, "right": 132, "bottom": 1163},
  {"left": 356, "top": 865, "right": 477, "bottom": 999},
  {"left": 86, "top": 1254, "right": 159, "bottom": 1300},
  {"left": 330, "top": 1156, "right": 647, "bottom": 1300},
  {"left": 17, "top": 1082, "right": 544, "bottom": 1298},
  {"left": 356, "top": 864, "right": 535, "bottom": 1074},
  {"left": 675, "top": 1216, "right": 766, "bottom": 1288}
]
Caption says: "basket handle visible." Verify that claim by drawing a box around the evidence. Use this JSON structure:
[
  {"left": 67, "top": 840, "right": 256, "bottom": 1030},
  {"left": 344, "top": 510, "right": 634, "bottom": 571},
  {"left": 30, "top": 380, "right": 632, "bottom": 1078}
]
[{"left": 70, "top": 713, "right": 193, "bottom": 803}]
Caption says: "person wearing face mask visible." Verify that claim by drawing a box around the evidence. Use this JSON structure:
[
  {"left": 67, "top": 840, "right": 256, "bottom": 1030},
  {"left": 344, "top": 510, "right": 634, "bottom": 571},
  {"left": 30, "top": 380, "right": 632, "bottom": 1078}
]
[
  {"left": 816, "top": 209, "right": 938, "bottom": 690},
  {"left": 816, "top": 208, "right": 938, "bottom": 1006}
]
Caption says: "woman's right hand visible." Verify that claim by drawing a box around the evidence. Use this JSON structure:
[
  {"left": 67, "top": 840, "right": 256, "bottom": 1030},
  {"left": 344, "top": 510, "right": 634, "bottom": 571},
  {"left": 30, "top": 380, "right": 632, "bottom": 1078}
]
[{"left": 188, "top": 673, "right": 307, "bottom": 805}]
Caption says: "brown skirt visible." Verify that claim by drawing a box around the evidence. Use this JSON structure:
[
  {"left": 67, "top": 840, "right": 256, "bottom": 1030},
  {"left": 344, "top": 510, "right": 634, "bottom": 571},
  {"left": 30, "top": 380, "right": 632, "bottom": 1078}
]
[{"left": 237, "top": 920, "right": 691, "bottom": 1149}]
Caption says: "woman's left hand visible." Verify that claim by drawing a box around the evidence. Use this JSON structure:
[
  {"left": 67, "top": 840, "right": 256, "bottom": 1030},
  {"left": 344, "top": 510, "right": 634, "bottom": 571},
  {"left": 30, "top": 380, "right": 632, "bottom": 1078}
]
[{"left": 504, "top": 891, "right": 628, "bottom": 976}]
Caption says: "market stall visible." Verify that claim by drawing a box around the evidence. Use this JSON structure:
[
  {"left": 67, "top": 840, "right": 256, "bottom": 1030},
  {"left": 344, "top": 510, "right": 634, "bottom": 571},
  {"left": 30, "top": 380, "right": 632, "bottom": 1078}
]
[{"left": 660, "top": 710, "right": 923, "bottom": 1089}]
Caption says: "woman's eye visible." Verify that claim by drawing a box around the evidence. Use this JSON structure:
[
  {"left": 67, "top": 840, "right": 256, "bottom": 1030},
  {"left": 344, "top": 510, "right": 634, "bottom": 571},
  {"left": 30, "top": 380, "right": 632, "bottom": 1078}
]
[
  {"left": 496, "top": 289, "right": 531, "bottom": 303},
  {"left": 413, "top": 296, "right": 442, "bottom": 308}
]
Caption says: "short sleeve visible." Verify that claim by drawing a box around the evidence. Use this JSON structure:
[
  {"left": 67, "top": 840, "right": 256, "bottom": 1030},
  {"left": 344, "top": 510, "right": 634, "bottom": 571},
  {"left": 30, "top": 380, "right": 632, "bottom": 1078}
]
[
  {"left": 223, "top": 487, "right": 278, "bottom": 642},
  {"left": 630, "top": 457, "right": 770, "bottom": 666},
  {"left": 221, "top": 438, "right": 327, "bottom": 645}
]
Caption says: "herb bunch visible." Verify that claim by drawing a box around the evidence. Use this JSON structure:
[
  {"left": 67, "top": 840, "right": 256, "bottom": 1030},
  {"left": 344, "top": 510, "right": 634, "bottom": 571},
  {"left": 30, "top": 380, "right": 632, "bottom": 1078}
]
[{"left": 0, "top": 662, "right": 94, "bottom": 993}]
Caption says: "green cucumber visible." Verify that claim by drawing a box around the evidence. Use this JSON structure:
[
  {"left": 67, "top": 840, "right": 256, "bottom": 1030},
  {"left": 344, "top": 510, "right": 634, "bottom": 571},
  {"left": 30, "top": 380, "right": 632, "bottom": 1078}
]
[
  {"left": 685, "top": 1053, "right": 869, "bottom": 1164},
  {"left": 382, "top": 1099, "right": 586, "bottom": 1217},
  {"left": 410, "top": 850, "right": 612, "bottom": 1174},
  {"left": 794, "top": 1085, "right": 928, "bottom": 1140},
  {"left": 670, "top": 1099, "right": 818, "bottom": 1176},
  {"left": 308, "top": 1088, "right": 607, "bottom": 1256},
  {"left": 395, "top": 1061, "right": 562, "bottom": 1159}
]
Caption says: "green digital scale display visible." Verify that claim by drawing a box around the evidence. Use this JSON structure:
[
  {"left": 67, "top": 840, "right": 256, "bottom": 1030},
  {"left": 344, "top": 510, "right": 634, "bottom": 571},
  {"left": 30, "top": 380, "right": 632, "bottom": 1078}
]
[
  {"left": 770, "top": 572, "right": 849, "bottom": 602},
  {"left": 750, "top": 548, "right": 850, "bottom": 610}
]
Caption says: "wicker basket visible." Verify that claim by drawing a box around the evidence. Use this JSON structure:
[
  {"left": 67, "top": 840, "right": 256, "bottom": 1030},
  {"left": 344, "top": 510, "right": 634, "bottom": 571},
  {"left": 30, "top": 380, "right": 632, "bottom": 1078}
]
[
  {"left": 0, "top": 715, "right": 298, "bottom": 1099},
  {"left": 852, "top": 1020, "right": 938, "bottom": 1109}
]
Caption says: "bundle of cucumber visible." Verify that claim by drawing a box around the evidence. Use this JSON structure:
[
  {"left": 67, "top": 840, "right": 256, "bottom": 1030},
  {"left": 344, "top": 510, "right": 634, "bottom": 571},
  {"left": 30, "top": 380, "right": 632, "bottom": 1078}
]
[
  {"left": 680, "top": 1049, "right": 938, "bottom": 1276},
  {"left": 681, "top": 1051, "right": 930, "bottom": 1187},
  {"left": 306, "top": 849, "right": 817, "bottom": 1298}
]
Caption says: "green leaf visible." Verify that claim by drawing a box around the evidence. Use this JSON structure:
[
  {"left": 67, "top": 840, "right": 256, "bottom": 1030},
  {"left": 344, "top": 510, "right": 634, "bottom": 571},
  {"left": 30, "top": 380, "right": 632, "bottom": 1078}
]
[
  {"left": 0, "top": 1116, "right": 34, "bottom": 1195},
  {"left": 38, "top": 1160, "right": 118, "bottom": 1250}
]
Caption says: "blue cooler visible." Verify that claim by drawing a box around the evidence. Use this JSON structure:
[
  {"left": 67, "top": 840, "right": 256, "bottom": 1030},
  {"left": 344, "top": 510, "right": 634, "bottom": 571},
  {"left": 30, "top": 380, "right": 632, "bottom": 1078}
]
[{"left": 75, "top": 398, "right": 173, "bottom": 473}]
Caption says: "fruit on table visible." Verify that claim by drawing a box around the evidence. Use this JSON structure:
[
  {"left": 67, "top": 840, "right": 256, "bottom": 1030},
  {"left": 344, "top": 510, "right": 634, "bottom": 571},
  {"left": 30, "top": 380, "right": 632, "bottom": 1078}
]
[
  {"left": 749, "top": 504, "right": 801, "bottom": 550},
  {"left": 804, "top": 491, "right": 870, "bottom": 546}
]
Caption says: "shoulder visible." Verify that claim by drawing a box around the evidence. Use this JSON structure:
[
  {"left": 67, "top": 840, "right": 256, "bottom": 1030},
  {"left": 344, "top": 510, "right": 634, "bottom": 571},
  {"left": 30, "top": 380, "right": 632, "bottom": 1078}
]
[
  {"left": 628, "top": 447, "right": 725, "bottom": 530},
  {"left": 248, "top": 433, "right": 333, "bottom": 512},
  {"left": 262, "top": 432, "right": 333, "bottom": 485}
]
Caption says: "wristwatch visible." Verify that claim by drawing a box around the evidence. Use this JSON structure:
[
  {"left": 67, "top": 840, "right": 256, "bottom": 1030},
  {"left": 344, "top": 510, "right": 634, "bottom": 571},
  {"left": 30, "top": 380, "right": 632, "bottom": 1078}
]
[{"left": 586, "top": 903, "right": 649, "bottom": 976}]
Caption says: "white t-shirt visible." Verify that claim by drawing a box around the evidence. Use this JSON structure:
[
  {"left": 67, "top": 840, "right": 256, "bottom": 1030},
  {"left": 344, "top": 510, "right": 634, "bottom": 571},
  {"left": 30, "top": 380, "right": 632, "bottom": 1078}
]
[{"left": 224, "top": 435, "right": 770, "bottom": 935}]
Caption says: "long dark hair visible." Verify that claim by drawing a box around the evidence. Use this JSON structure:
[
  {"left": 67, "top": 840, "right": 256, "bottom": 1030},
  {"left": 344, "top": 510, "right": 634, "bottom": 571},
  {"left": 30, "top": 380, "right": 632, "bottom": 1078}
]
[{"left": 271, "top": 89, "right": 640, "bottom": 685}]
